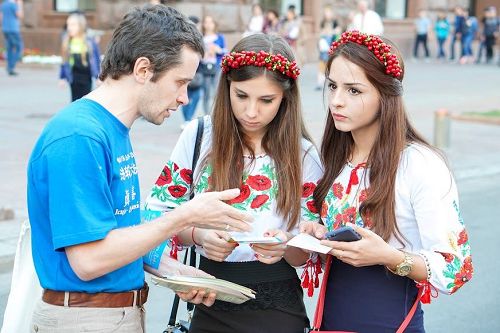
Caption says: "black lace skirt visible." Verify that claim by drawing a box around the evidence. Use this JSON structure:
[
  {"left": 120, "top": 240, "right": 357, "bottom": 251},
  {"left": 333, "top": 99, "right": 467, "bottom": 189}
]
[{"left": 188, "top": 257, "right": 309, "bottom": 333}]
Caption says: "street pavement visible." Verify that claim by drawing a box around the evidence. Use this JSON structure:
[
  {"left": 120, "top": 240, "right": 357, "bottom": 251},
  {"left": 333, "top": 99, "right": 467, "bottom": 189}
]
[{"left": 1, "top": 60, "right": 500, "bottom": 332}]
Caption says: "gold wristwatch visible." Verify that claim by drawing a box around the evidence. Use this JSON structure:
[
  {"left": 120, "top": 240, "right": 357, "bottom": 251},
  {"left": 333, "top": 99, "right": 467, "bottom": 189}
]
[{"left": 388, "top": 251, "right": 414, "bottom": 277}]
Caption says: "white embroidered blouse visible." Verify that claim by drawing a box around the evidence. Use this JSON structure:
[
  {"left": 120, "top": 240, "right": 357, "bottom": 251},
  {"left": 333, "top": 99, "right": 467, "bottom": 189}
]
[
  {"left": 144, "top": 116, "right": 323, "bottom": 263},
  {"left": 321, "top": 143, "right": 473, "bottom": 294}
]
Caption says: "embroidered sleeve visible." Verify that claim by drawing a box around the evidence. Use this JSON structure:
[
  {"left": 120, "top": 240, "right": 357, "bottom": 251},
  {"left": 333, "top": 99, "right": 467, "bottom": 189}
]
[
  {"left": 300, "top": 144, "right": 324, "bottom": 224},
  {"left": 408, "top": 146, "right": 473, "bottom": 294},
  {"left": 143, "top": 120, "right": 200, "bottom": 268}
]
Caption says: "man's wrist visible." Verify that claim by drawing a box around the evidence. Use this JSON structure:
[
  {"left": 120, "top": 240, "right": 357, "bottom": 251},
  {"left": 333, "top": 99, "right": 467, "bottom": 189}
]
[{"left": 159, "top": 208, "right": 191, "bottom": 235}]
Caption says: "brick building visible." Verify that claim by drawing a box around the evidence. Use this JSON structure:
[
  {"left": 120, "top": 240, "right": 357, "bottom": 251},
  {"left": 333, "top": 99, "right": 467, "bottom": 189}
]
[{"left": 2, "top": 0, "right": 499, "bottom": 62}]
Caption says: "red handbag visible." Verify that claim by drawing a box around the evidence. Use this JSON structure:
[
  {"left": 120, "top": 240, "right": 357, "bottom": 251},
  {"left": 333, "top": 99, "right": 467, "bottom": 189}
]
[{"left": 309, "top": 256, "right": 432, "bottom": 333}]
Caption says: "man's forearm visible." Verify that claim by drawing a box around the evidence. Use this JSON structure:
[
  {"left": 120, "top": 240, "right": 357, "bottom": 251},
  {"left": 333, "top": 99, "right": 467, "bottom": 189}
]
[{"left": 66, "top": 209, "right": 190, "bottom": 281}]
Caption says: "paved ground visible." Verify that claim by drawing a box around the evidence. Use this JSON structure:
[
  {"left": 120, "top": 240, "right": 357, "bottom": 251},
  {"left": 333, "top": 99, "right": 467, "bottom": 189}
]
[{"left": 1, "top": 59, "right": 500, "bottom": 332}]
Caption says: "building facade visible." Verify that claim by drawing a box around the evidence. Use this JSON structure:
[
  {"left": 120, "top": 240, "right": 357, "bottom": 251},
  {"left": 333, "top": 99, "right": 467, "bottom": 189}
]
[{"left": 2, "top": 0, "right": 499, "bottom": 62}]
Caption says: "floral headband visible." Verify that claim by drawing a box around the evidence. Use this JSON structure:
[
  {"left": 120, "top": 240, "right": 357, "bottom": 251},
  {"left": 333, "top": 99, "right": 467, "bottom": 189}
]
[
  {"left": 329, "top": 30, "right": 402, "bottom": 79},
  {"left": 221, "top": 50, "right": 300, "bottom": 80}
]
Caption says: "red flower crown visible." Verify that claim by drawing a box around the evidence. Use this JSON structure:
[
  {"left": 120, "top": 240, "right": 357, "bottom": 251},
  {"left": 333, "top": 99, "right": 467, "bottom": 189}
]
[
  {"left": 221, "top": 50, "right": 300, "bottom": 80},
  {"left": 329, "top": 30, "right": 402, "bottom": 79}
]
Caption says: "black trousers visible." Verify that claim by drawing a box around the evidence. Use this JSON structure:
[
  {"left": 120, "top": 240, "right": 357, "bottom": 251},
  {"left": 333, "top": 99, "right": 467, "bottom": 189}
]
[
  {"left": 70, "top": 77, "right": 92, "bottom": 101},
  {"left": 414, "top": 33, "right": 429, "bottom": 58}
]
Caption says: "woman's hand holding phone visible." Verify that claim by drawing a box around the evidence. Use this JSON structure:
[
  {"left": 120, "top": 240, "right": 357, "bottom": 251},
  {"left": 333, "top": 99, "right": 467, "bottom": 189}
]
[{"left": 320, "top": 224, "right": 399, "bottom": 267}]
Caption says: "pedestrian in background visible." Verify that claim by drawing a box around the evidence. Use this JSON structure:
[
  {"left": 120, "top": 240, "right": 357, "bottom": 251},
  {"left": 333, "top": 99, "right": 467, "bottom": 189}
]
[
  {"left": 200, "top": 15, "right": 226, "bottom": 115},
  {"left": 281, "top": 4, "right": 300, "bottom": 49},
  {"left": 145, "top": 33, "right": 322, "bottom": 333},
  {"left": 449, "top": 6, "right": 465, "bottom": 61},
  {"left": 243, "top": 3, "right": 264, "bottom": 37},
  {"left": 59, "top": 13, "right": 101, "bottom": 101},
  {"left": 316, "top": 5, "right": 340, "bottom": 90},
  {"left": 460, "top": 9, "right": 478, "bottom": 65},
  {"left": 413, "top": 9, "right": 431, "bottom": 61},
  {"left": 435, "top": 11, "right": 450, "bottom": 60},
  {"left": 476, "top": 6, "right": 499, "bottom": 64},
  {"left": 1, "top": 0, "right": 23, "bottom": 76},
  {"left": 350, "top": 0, "right": 384, "bottom": 36},
  {"left": 263, "top": 9, "right": 281, "bottom": 35},
  {"left": 301, "top": 31, "right": 473, "bottom": 332},
  {"left": 180, "top": 15, "right": 204, "bottom": 129}
]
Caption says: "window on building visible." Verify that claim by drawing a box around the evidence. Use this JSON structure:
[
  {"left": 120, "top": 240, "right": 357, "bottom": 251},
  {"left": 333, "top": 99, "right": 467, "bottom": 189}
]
[
  {"left": 54, "top": 0, "right": 96, "bottom": 12},
  {"left": 374, "top": 0, "right": 407, "bottom": 19}
]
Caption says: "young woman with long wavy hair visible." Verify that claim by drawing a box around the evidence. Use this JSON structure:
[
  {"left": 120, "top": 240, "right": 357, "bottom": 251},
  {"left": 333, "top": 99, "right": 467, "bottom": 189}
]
[
  {"left": 301, "top": 31, "right": 473, "bottom": 332},
  {"left": 145, "top": 33, "right": 322, "bottom": 333}
]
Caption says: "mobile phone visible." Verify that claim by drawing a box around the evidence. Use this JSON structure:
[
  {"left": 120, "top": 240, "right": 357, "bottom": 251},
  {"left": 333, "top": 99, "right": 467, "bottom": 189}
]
[{"left": 325, "top": 226, "right": 362, "bottom": 242}]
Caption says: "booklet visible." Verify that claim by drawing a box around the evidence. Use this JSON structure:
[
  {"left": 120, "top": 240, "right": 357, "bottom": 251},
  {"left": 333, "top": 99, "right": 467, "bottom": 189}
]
[
  {"left": 151, "top": 275, "right": 256, "bottom": 304},
  {"left": 286, "top": 233, "right": 332, "bottom": 254}
]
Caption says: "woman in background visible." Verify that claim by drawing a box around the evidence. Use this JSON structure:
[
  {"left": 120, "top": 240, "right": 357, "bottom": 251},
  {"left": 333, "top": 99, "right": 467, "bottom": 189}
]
[{"left": 59, "top": 13, "right": 100, "bottom": 101}]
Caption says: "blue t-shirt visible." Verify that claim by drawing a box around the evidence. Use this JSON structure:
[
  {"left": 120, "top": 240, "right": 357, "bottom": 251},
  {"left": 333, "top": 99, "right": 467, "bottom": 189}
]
[
  {"left": 27, "top": 98, "right": 143, "bottom": 292},
  {"left": 1, "top": 1, "right": 20, "bottom": 32}
]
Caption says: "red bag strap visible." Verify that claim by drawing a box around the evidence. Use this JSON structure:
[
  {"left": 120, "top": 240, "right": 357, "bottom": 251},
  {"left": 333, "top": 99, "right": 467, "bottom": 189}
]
[
  {"left": 396, "top": 281, "right": 434, "bottom": 333},
  {"left": 312, "top": 255, "right": 332, "bottom": 330}
]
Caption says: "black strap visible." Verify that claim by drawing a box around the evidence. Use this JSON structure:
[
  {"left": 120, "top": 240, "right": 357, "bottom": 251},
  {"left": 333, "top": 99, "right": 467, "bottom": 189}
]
[{"left": 167, "top": 116, "right": 205, "bottom": 328}]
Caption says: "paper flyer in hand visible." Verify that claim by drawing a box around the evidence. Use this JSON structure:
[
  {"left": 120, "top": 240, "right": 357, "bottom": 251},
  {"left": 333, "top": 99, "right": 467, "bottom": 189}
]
[
  {"left": 286, "top": 233, "right": 331, "bottom": 254},
  {"left": 228, "top": 235, "right": 282, "bottom": 244},
  {"left": 151, "top": 275, "right": 256, "bottom": 304}
]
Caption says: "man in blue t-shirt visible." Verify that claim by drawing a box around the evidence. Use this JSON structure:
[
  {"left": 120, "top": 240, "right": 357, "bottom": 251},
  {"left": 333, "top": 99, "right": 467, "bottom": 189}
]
[
  {"left": 0, "top": 0, "right": 23, "bottom": 75},
  {"left": 27, "top": 5, "right": 252, "bottom": 332}
]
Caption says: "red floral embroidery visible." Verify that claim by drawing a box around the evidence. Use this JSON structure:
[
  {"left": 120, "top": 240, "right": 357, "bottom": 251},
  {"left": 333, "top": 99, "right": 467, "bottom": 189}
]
[
  {"left": 155, "top": 165, "right": 172, "bottom": 186},
  {"left": 359, "top": 189, "right": 368, "bottom": 203},
  {"left": 168, "top": 185, "right": 188, "bottom": 198},
  {"left": 246, "top": 175, "right": 272, "bottom": 191},
  {"left": 457, "top": 229, "right": 469, "bottom": 246},
  {"left": 172, "top": 162, "right": 179, "bottom": 171},
  {"left": 180, "top": 169, "right": 193, "bottom": 185},
  {"left": 342, "top": 207, "right": 357, "bottom": 223},
  {"left": 228, "top": 184, "right": 251, "bottom": 204},
  {"left": 302, "top": 182, "right": 316, "bottom": 198},
  {"left": 306, "top": 200, "right": 318, "bottom": 214},
  {"left": 363, "top": 213, "right": 373, "bottom": 228},
  {"left": 251, "top": 194, "right": 269, "bottom": 209},
  {"left": 333, "top": 213, "right": 343, "bottom": 229},
  {"left": 321, "top": 202, "right": 328, "bottom": 218},
  {"left": 439, "top": 252, "right": 455, "bottom": 263},
  {"left": 332, "top": 183, "right": 344, "bottom": 199},
  {"left": 451, "top": 256, "right": 473, "bottom": 293}
]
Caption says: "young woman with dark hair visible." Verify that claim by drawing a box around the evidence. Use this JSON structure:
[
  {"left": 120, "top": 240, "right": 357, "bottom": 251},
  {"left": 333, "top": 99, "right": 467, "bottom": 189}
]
[
  {"left": 145, "top": 33, "right": 322, "bottom": 333},
  {"left": 301, "top": 31, "right": 473, "bottom": 332}
]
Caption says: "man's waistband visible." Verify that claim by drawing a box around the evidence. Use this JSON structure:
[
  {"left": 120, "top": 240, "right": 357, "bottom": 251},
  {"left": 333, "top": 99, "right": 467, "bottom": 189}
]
[{"left": 42, "top": 283, "right": 149, "bottom": 308}]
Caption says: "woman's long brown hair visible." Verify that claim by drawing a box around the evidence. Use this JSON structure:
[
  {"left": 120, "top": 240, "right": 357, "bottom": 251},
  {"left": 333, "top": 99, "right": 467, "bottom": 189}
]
[
  {"left": 313, "top": 39, "right": 431, "bottom": 242},
  {"left": 209, "top": 33, "right": 311, "bottom": 231}
]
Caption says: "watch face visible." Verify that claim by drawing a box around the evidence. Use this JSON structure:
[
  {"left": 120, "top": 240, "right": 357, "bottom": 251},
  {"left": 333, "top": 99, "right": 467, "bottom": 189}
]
[{"left": 398, "top": 264, "right": 412, "bottom": 276}]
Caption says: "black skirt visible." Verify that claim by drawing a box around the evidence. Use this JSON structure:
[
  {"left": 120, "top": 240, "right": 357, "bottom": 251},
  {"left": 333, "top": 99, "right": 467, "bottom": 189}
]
[{"left": 188, "top": 257, "right": 309, "bottom": 333}]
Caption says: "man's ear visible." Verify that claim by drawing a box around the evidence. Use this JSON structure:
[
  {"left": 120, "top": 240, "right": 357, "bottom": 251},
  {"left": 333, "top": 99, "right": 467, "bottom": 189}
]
[{"left": 133, "top": 57, "right": 153, "bottom": 83}]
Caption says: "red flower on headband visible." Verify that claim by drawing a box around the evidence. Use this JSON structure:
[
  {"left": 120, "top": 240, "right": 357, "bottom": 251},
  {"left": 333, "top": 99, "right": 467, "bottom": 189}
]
[
  {"left": 221, "top": 50, "right": 300, "bottom": 79},
  {"left": 329, "top": 30, "right": 402, "bottom": 79}
]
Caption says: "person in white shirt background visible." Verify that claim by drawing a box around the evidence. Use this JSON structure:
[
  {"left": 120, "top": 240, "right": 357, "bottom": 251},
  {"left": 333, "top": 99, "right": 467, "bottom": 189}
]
[
  {"left": 243, "top": 3, "right": 264, "bottom": 37},
  {"left": 350, "top": 0, "right": 384, "bottom": 36}
]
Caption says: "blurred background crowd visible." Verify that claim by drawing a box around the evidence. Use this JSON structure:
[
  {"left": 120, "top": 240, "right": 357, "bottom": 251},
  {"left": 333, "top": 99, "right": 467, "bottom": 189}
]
[{"left": 1, "top": 0, "right": 499, "bottom": 122}]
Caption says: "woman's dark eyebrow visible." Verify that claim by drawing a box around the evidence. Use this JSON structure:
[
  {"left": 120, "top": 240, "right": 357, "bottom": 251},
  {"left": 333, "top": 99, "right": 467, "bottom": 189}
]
[
  {"left": 234, "top": 88, "right": 278, "bottom": 98},
  {"left": 326, "top": 77, "right": 367, "bottom": 87}
]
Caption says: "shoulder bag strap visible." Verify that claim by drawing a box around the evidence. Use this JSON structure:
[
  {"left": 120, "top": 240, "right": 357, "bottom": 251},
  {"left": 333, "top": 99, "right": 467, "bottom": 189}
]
[
  {"left": 312, "top": 255, "right": 332, "bottom": 330},
  {"left": 167, "top": 116, "right": 205, "bottom": 328}
]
